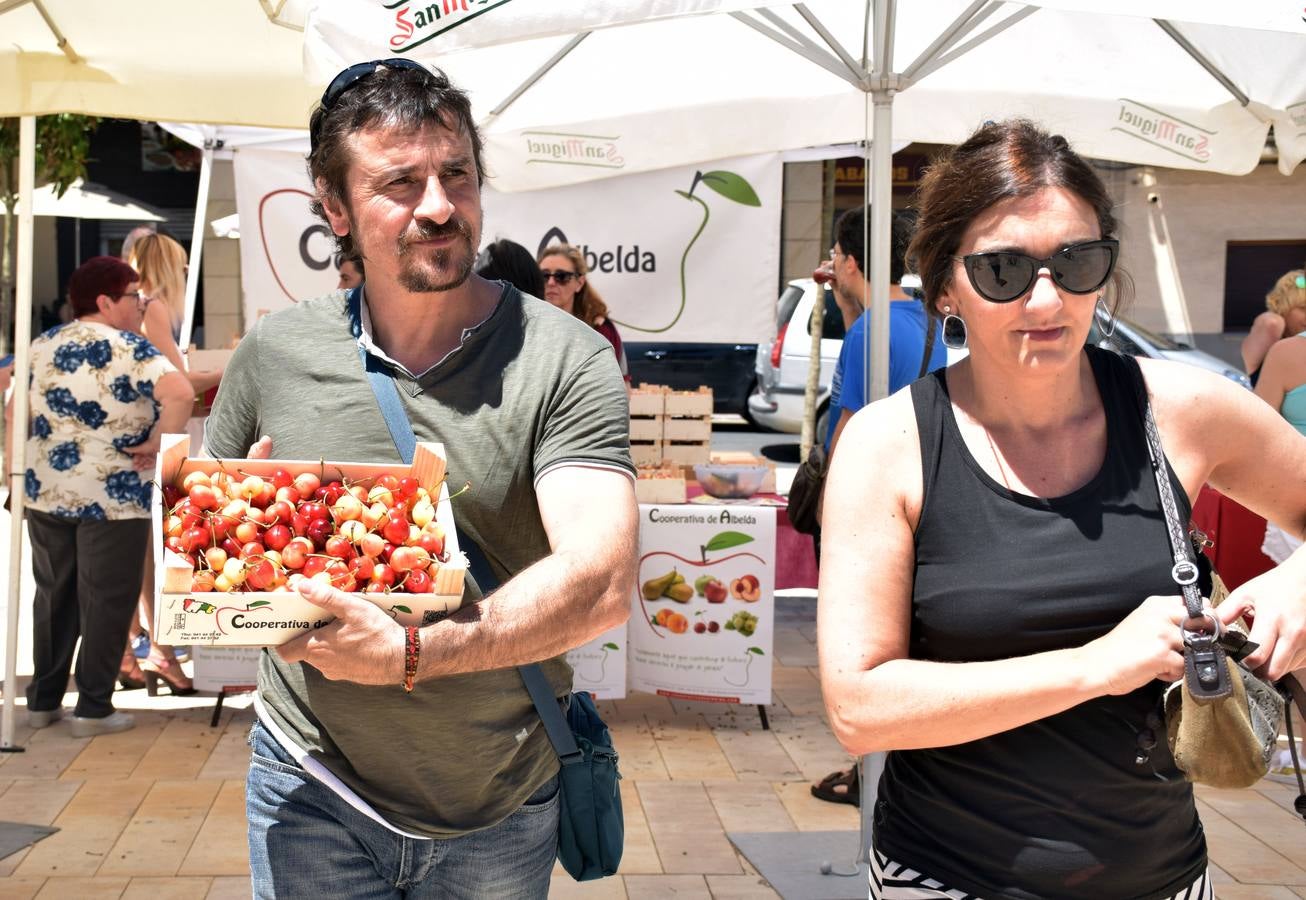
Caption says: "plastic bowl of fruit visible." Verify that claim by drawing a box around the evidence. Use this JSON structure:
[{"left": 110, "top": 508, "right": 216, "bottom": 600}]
[{"left": 693, "top": 464, "right": 770, "bottom": 499}]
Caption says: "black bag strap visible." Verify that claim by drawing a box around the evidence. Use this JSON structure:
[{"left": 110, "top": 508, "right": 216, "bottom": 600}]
[
  {"left": 349, "top": 287, "right": 582, "bottom": 767},
  {"left": 918, "top": 307, "right": 937, "bottom": 380},
  {"left": 1122, "top": 355, "right": 1232, "bottom": 702}
]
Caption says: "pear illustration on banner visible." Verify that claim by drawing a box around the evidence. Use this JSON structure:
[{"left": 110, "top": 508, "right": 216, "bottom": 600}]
[{"left": 615, "top": 170, "right": 761, "bottom": 334}]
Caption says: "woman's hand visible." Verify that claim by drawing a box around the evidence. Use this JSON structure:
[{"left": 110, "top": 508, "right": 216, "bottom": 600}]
[
  {"left": 1079, "top": 595, "right": 1188, "bottom": 696},
  {"left": 1227, "top": 552, "right": 1306, "bottom": 680}
]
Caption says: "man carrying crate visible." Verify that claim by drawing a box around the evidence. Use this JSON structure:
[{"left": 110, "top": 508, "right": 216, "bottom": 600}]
[{"left": 204, "top": 61, "right": 638, "bottom": 898}]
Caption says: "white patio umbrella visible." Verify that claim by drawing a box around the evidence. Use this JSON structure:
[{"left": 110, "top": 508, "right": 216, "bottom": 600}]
[
  {"left": 303, "top": 0, "right": 1306, "bottom": 403},
  {"left": 0, "top": 0, "right": 323, "bottom": 751}
]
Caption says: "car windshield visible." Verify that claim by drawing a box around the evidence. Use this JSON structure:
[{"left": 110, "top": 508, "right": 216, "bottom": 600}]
[{"left": 777, "top": 284, "right": 804, "bottom": 333}]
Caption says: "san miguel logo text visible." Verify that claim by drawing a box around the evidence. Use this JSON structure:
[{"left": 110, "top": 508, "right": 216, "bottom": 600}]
[
  {"left": 387, "top": 0, "right": 513, "bottom": 52},
  {"left": 523, "top": 132, "right": 625, "bottom": 170},
  {"left": 1113, "top": 100, "right": 1214, "bottom": 163}
]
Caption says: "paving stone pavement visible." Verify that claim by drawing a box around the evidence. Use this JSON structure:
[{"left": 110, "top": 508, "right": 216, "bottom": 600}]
[{"left": 1, "top": 597, "right": 1303, "bottom": 898}]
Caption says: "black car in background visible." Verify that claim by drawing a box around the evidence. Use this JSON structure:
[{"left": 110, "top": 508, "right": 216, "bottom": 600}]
[{"left": 625, "top": 342, "right": 758, "bottom": 417}]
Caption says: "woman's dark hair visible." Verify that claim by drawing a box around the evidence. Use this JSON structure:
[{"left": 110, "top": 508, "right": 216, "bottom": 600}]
[
  {"left": 308, "top": 64, "right": 485, "bottom": 261},
  {"left": 67, "top": 256, "right": 139, "bottom": 318},
  {"left": 834, "top": 206, "right": 916, "bottom": 285},
  {"left": 908, "top": 119, "right": 1131, "bottom": 315},
  {"left": 476, "top": 239, "right": 544, "bottom": 298}
]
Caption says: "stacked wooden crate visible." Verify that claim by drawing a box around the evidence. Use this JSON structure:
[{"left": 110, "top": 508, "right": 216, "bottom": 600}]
[
  {"left": 629, "top": 385, "right": 666, "bottom": 467},
  {"left": 628, "top": 385, "right": 714, "bottom": 468},
  {"left": 661, "top": 387, "right": 713, "bottom": 465}
]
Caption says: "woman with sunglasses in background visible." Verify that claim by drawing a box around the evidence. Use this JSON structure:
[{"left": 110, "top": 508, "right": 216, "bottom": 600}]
[
  {"left": 538, "top": 243, "right": 630, "bottom": 382},
  {"left": 818, "top": 120, "right": 1306, "bottom": 900}
]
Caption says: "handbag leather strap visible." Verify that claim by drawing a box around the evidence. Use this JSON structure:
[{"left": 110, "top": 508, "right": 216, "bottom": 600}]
[
  {"left": 1124, "top": 356, "right": 1233, "bottom": 702},
  {"left": 347, "top": 287, "right": 583, "bottom": 767}
]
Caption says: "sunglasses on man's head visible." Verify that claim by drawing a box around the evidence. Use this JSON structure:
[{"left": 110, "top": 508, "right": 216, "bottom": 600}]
[
  {"left": 957, "top": 239, "right": 1118, "bottom": 303},
  {"left": 311, "top": 58, "right": 429, "bottom": 153},
  {"left": 541, "top": 270, "right": 577, "bottom": 285}
]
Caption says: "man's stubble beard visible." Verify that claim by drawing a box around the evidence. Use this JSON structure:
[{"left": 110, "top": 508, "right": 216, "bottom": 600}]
[{"left": 350, "top": 213, "right": 479, "bottom": 293}]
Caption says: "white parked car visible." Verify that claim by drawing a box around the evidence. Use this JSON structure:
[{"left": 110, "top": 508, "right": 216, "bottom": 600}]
[{"left": 748, "top": 278, "right": 1250, "bottom": 435}]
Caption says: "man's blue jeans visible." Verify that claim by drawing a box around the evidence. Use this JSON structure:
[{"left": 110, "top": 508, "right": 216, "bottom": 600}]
[{"left": 246, "top": 720, "right": 560, "bottom": 899}]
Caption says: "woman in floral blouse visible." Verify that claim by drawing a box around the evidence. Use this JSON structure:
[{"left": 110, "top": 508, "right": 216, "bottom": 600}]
[{"left": 4, "top": 256, "right": 193, "bottom": 737}]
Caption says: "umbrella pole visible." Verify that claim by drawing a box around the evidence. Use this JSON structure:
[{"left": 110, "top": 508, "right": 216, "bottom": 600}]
[
  {"left": 179, "top": 142, "right": 214, "bottom": 355},
  {"left": 2, "top": 116, "right": 36, "bottom": 752}
]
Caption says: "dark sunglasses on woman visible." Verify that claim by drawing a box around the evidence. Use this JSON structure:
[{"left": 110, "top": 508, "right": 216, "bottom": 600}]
[
  {"left": 540, "top": 270, "right": 577, "bottom": 285},
  {"left": 958, "top": 239, "right": 1118, "bottom": 303}
]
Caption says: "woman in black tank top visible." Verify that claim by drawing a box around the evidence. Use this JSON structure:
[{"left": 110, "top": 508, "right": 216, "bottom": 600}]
[{"left": 817, "top": 121, "right": 1306, "bottom": 900}]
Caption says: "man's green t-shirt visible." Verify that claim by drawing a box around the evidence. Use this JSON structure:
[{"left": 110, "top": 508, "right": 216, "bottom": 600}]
[{"left": 204, "top": 284, "right": 633, "bottom": 837}]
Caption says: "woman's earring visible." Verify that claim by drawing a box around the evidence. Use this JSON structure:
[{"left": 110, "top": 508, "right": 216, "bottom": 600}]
[
  {"left": 942, "top": 305, "right": 968, "bottom": 350},
  {"left": 1094, "top": 296, "right": 1117, "bottom": 338}
]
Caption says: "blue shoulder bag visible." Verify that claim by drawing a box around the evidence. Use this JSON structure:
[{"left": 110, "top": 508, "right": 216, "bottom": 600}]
[{"left": 348, "top": 288, "right": 624, "bottom": 880}]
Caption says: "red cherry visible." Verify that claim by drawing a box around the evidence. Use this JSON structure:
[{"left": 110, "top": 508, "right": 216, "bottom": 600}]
[
  {"left": 291, "top": 512, "right": 311, "bottom": 537},
  {"left": 370, "top": 563, "right": 396, "bottom": 587},
  {"left": 245, "top": 559, "right": 276, "bottom": 591},
  {"left": 397, "top": 477, "right": 420, "bottom": 498},
  {"left": 377, "top": 474, "right": 401, "bottom": 493},
  {"left": 264, "top": 524, "right": 292, "bottom": 551},
  {"left": 271, "top": 468, "right": 293, "bottom": 490},
  {"left": 192, "top": 571, "right": 217, "bottom": 592},
  {"left": 348, "top": 556, "right": 375, "bottom": 581},
  {"left": 165, "top": 535, "right": 187, "bottom": 555},
  {"left": 364, "top": 581, "right": 388, "bottom": 594},
  {"left": 266, "top": 500, "right": 295, "bottom": 525},
  {"left": 163, "top": 485, "right": 184, "bottom": 508},
  {"left": 181, "top": 525, "right": 211, "bottom": 553},
  {"left": 275, "top": 485, "right": 301, "bottom": 505},
  {"left": 234, "top": 521, "right": 261, "bottom": 545},
  {"left": 241, "top": 541, "right": 266, "bottom": 559},
  {"left": 251, "top": 482, "right": 277, "bottom": 509},
  {"left": 282, "top": 538, "right": 312, "bottom": 570},
  {"left": 403, "top": 568, "right": 433, "bottom": 594},
  {"left": 209, "top": 513, "right": 235, "bottom": 541},
  {"left": 322, "top": 482, "right": 346, "bottom": 505},
  {"left": 188, "top": 484, "right": 218, "bottom": 510},
  {"left": 390, "top": 546, "right": 419, "bottom": 572},
  {"left": 326, "top": 561, "right": 355, "bottom": 591},
  {"left": 382, "top": 516, "right": 410, "bottom": 546},
  {"left": 302, "top": 556, "right": 329, "bottom": 578},
  {"left": 324, "top": 535, "right": 355, "bottom": 561},
  {"left": 220, "top": 536, "right": 242, "bottom": 559},
  {"left": 306, "top": 519, "right": 333, "bottom": 549},
  {"left": 292, "top": 472, "right": 320, "bottom": 497},
  {"left": 297, "top": 501, "right": 324, "bottom": 522},
  {"left": 417, "top": 530, "right": 445, "bottom": 558}
]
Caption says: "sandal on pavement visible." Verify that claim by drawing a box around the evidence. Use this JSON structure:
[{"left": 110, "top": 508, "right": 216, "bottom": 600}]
[
  {"left": 119, "top": 650, "right": 146, "bottom": 691},
  {"left": 141, "top": 657, "right": 196, "bottom": 696},
  {"left": 811, "top": 767, "right": 860, "bottom": 806}
]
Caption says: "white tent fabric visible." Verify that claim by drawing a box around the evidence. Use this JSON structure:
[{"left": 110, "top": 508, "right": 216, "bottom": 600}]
[
  {"left": 15, "top": 178, "right": 167, "bottom": 221},
  {"left": 0, "top": 1, "right": 318, "bottom": 127},
  {"left": 303, "top": 0, "right": 1306, "bottom": 190}
]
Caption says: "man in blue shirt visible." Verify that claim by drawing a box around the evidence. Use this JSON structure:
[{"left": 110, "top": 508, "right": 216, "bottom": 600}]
[
  {"left": 810, "top": 207, "right": 946, "bottom": 809},
  {"left": 824, "top": 207, "right": 946, "bottom": 455}
]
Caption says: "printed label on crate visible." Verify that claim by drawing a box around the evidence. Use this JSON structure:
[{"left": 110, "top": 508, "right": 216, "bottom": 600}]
[
  {"left": 628, "top": 504, "right": 774, "bottom": 704},
  {"left": 566, "top": 623, "right": 628, "bottom": 700},
  {"left": 155, "top": 591, "right": 463, "bottom": 647}
]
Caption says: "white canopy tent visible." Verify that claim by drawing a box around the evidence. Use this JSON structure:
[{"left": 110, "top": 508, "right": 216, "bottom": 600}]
[{"left": 0, "top": 0, "right": 327, "bottom": 751}]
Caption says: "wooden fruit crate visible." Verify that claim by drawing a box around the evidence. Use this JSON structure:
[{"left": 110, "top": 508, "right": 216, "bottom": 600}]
[
  {"left": 152, "top": 433, "right": 467, "bottom": 647},
  {"left": 664, "top": 387, "right": 712, "bottom": 418},
  {"left": 634, "top": 466, "right": 687, "bottom": 503},
  {"left": 628, "top": 384, "right": 667, "bottom": 418},
  {"left": 631, "top": 441, "right": 664, "bottom": 467}
]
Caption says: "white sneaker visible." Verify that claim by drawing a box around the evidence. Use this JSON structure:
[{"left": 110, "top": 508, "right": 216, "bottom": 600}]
[
  {"left": 69, "top": 711, "right": 135, "bottom": 737},
  {"left": 27, "top": 707, "right": 64, "bottom": 729}
]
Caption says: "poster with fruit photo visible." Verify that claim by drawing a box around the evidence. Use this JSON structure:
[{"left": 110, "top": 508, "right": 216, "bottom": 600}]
[
  {"left": 629, "top": 505, "right": 774, "bottom": 705},
  {"left": 566, "top": 623, "right": 628, "bottom": 700}
]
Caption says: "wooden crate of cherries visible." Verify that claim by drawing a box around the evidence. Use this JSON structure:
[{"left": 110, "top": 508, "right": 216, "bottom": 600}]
[{"left": 152, "top": 434, "right": 467, "bottom": 647}]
